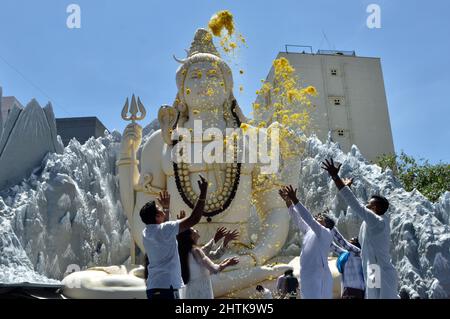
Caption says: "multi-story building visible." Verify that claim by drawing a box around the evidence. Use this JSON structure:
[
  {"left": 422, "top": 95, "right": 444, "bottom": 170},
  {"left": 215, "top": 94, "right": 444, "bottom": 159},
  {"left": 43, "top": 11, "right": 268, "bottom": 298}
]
[{"left": 255, "top": 49, "right": 395, "bottom": 162}]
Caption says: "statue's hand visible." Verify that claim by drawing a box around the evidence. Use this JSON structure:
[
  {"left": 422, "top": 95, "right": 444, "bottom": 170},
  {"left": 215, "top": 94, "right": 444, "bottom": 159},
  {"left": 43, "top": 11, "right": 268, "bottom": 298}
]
[
  {"left": 121, "top": 123, "right": 142, "bottom": 153},
  {"left": 158, "top": 105, "right": 177, "bottom": 145}
]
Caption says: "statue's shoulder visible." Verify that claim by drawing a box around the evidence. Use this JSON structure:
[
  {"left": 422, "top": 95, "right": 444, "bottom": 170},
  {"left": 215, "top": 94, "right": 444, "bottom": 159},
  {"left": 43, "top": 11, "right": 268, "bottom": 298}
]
[{"left": 141, "top": 129, "right": 165, "bottom": 153}]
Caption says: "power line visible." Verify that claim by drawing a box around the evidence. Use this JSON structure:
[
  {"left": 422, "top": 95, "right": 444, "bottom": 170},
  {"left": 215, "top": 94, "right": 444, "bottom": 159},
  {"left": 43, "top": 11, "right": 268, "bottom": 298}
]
[
  {"left": 321, "top": 29, "right": 335, "bottom": 51},
  {"left": 0, "top": 54, "right": 72, "bottom": 116}
]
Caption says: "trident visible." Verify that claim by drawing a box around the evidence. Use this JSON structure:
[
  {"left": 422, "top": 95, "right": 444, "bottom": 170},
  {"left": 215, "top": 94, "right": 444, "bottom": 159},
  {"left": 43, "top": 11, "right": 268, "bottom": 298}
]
[
  {"left": 121, "top": 94, "right": 146, "bottom": 265},
  {"left": 121, "top": 94, "right": 146, "bottom": 123}
]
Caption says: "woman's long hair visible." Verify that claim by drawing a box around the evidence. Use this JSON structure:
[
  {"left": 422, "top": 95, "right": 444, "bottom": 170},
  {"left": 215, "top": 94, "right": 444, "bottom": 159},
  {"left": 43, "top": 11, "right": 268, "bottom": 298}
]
[
  {"left": 144, "top": 254, "right": 149, "bottom": 282},
  {"left": 177, "top": 228, "right": 196, "bottom": 284}
]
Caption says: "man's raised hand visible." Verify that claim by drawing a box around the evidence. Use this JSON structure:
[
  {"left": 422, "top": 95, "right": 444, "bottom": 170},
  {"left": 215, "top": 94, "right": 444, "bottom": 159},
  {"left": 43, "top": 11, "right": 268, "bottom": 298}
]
[
  {"left": 179, "top": 176, "right": 208, "bottom": 233},
  {"left": 157, "top": 190, "right": 170, "bottom": 210},
  {"left": 321, "top": 158, "right": 342, "bottom": 178},
  {"left": 278, "top": 188, "right": 292, "bottom": 208},
  {"left": 197, "top": 174, "right": 208, "bottom": 196},
  {"left": 321, "top": 158, "right": 346, "bottom": 190},
  {"left": 177, "top": 210, "right": 186, "bottom": 220},
  {"left": 284, "top": 185, "right": 299, "bottom": 205}
]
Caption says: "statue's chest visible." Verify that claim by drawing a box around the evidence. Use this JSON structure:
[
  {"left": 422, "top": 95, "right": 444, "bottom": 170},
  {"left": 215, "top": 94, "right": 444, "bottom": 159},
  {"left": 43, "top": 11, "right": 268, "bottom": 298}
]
[
  {"left": 161, "top": 143, "right": 254, "bottom": 176},
  {"left": 162, "top": 143, "right": 254, "bottom": 219}
]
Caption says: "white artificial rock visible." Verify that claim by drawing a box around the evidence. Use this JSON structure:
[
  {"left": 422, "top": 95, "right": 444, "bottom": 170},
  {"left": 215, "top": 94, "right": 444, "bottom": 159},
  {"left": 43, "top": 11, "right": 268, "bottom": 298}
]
[
  {"left": 0, "top": 132, "right": 129, "bottom": 284},
  {"left": 0, "top": 99, "right": 64, "bottom": 190},
  {"left": 0, "top": 128, "right": 449, "bottom": 298}
]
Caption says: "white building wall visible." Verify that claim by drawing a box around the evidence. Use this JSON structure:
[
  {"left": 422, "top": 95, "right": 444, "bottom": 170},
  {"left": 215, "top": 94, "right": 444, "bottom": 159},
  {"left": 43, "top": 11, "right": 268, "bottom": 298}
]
[{"left": 255, "top": 52, "right": 395, "bottom": 162}]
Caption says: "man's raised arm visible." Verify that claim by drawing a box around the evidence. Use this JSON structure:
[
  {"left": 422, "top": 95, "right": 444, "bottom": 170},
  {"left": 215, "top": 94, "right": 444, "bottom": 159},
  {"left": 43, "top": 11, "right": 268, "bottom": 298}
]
[
  {"left": 282, "top": 185, "right": 325, "bottom": 236},
  {"left": 179, "top": 175, "right": 208, "bottom": 233},
  {"left": 321, "top": 158, "right": 346, "bottom": 190},
  {"left": 157, "top": 191, "right": 171, "bottom": 222},
  {"left": 321, "top": 158, "right": 382, "bottom": 226}
]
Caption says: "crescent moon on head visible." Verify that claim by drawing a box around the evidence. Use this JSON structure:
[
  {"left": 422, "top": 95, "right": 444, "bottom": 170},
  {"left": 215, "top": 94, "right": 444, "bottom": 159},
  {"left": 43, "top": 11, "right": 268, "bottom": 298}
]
[{"left": 173, "top": 55, "right": 186, "bottom": 64}]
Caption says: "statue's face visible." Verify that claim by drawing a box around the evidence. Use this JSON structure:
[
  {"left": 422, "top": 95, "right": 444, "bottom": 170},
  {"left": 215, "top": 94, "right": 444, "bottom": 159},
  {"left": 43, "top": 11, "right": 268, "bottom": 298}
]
[{"left": 183, "top": 61, "right": 228, "bottom": 111}]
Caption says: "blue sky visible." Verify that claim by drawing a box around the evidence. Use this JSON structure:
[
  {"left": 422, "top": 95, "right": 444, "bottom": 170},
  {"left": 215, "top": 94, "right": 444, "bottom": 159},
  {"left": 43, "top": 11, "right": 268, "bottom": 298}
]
[{"left": 0, "top": 0, "right": 449, "bottom": 163}]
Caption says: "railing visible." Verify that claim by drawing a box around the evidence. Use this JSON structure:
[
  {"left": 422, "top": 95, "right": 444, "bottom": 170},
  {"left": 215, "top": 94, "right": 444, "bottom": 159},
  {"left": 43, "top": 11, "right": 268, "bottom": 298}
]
[
  {"left": 317, "top": 50, "right": 356, "bottom": 56},
  {"left": 283, "top": 46, "right": 356, "bottom": 57},
  {"left": 284, "top": 45, "right": 313, "bottom": 54}
]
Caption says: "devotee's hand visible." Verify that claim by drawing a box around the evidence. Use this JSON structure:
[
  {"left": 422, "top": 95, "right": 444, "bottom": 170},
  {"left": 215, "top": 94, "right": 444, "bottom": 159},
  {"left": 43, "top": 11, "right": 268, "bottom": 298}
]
[
  {"left": 219, "top": 257, "right": 239, "bottom": 270},
  {"left": 278, "top": 188, "right": 292, "bottom": 208},
  {"left": 226, "top": 257, "right": 239, "bottom": 267},
  {"left": 197, "top": 174, "right": 208, "bottom": 195},
  {"left": 223, "top": 229, "right": 239, "bottom": 248},
  {"left": 343, "top": 177, "right": 354, "bottom": 188},
  {"left": 321, "top": 158, "right": 342, "bottom": 178},
  {"left": 157, "top": 190, "right": 170, "bottom": 210},
  {"left": 284, "top": 185, "right": 299, "bottom": 205},
  {"left": 214, "top": 227, "right": 228, "bottom": 243},
  {"left": 177, "top": 210, "right": 186, "bottom": 219}
]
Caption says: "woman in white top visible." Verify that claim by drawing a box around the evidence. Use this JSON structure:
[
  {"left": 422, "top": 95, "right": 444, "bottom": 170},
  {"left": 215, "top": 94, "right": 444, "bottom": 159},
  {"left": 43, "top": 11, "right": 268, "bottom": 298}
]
[{"left": 177, "top": 228, "right": 239, "bottom": 299}]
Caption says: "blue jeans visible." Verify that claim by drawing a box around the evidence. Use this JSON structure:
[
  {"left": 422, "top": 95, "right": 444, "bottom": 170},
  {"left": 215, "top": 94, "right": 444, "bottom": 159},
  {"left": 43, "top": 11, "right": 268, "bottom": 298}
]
[{"left": 146, "top": 287, "right": 180, "bottom": 300}]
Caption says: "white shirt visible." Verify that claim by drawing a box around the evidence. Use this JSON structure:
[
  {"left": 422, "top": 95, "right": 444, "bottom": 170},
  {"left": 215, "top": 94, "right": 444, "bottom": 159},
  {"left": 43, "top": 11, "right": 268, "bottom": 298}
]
[
  {"left": 142, "top": 220, "right": 184, "bottom": 290},
  {"left": 289, "top": 202, "right": 333, "bottom": 299},
  {"left": 339, "top": 186, "right": 398, "bottom": 299},
  {"left": 330, "top": 231, "right": 365, "bottom": 291},
  {"left": 261, "top": 288, "right": 273, "bottom": 299}
]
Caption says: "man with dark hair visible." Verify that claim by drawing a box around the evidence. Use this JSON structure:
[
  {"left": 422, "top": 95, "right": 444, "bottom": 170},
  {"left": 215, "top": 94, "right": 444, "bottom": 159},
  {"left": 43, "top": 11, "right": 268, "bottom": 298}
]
[
  {"left": 370, "top": 195, "right": 390, "bottom": 214},
  {"left": 284, "top": 269, "right": 299, "bottom": 299},
  {"left": 330, "top": 229, "right": 365, "bottom": 299},
  {"left": 276, "top": 269, "right": 299, "bottom": 299},
  {"left": 141, "top": 175, "right": 208, "bottom": 300},
  {"left": 279, "top": 185, "right": 334, "bottom": 299},
  {"left": 316, "top": 212, "right": 336, "bottom": 229},
  {"left": 276, "top": 272, "right": 287, "bottom": 297},
  {"left": 322, "top": 158, "right": 398, "bottom": 299}
]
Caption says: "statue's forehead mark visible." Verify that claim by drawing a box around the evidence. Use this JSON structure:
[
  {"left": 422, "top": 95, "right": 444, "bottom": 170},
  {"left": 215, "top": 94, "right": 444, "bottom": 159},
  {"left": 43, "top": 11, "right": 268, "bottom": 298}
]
[
  {"left": 188, "top": 66, "right": 222, "bottom": 79},
  {"left": 189, "top": 67, "right": 201, "bottom": 72},
  {"left": 189, "top": 61, "right": 220, "bottom": 70}
]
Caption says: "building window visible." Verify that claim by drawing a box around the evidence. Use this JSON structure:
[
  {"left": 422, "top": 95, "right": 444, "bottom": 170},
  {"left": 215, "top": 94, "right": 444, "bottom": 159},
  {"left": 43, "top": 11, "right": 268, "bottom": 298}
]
[
  {"left": 337, "top": 129, "right": 345, "bottom": 137},
  {"left": 330, "top": 69, "right": 338, "bottom": 76},
  {"left": 329, "top": 96, "right": 345, "bottom": 106}
]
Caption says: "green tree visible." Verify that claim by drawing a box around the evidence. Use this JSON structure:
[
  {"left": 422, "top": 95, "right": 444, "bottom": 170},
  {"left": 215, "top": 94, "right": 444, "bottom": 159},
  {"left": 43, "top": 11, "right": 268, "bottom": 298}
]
[{"left": 377, "top": 152, "right": 450, "bottom": 202}]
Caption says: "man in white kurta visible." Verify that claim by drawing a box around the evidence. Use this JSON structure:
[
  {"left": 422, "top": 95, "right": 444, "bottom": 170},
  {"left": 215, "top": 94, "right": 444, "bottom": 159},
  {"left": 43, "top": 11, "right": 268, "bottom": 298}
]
[
  {"left": 339, "top": 186, "right": 398, "bottom": 298},
  {"left": 322, "top": 158, "right": 398, "bottom": 299},
  {"left": 281, "top": 186, "right": 333, "bottom": 299}
]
